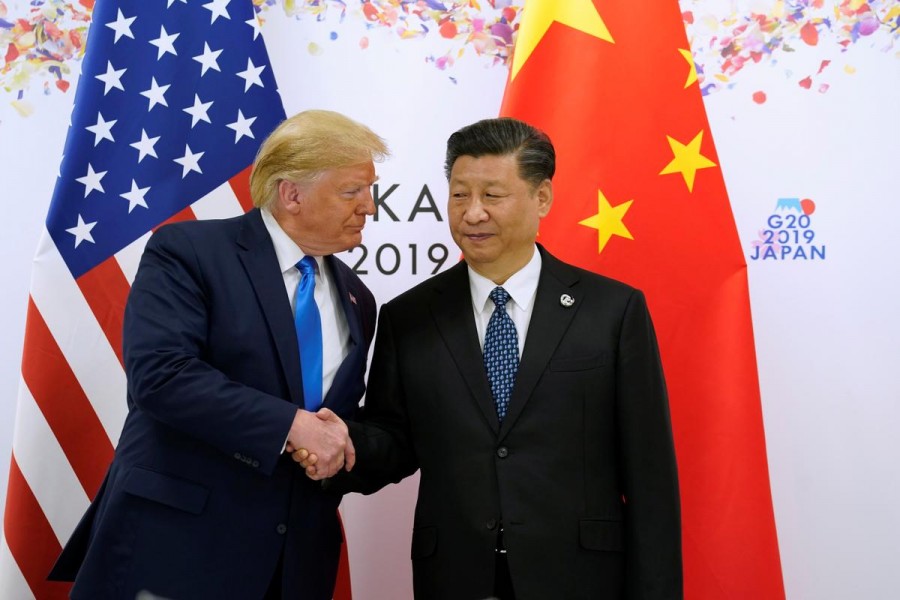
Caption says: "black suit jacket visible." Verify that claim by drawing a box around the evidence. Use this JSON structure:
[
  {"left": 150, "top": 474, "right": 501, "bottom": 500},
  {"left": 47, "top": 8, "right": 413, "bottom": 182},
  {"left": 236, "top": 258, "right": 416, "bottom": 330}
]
[
  {"left": 343, "top": 246, "right": 682, "bottom": 600},
  {"left": 49, "top": 209, "right": 376, "bottom": 600}
]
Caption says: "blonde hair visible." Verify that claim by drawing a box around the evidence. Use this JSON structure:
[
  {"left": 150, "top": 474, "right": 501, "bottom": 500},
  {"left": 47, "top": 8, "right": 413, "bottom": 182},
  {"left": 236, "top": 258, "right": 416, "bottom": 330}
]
[{"left": 250, "top": 110, "right": 389, "bottom": 209}]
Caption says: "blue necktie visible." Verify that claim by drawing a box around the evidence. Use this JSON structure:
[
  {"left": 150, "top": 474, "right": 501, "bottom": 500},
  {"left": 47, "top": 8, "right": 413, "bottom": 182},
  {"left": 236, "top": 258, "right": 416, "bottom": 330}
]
[
  {"left": 483, "top": 287, "right": 519, "bottom": 422},
  {"left": 294, "top": 256, "right": 323, "bottom": 412}
]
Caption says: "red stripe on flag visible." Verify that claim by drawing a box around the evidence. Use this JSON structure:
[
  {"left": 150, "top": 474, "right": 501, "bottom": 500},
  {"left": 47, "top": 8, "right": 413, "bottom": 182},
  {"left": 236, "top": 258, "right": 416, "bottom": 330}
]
[
  {"left": 21, "top": 299, "right": 114, "bottom": 497},
  {"left": 76, "top": 257, "right": 131, "bottom": 369},
  {"left": 156, "top": 206, "right": 197, "bottom": 229},
  {"left": 229, "top": 164, "right": 256, "bottom": 213},
  {"left": 2, "top": 457, "right": 72, "bottom": 599},
  {"left": 334, "top": 511, "right": 353, "bottom": 600}
]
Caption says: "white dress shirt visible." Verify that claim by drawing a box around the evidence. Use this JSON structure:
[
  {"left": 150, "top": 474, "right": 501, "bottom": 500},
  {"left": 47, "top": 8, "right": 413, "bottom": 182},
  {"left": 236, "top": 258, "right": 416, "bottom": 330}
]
[
  {"left": 468, "top": 246, "right": 542, "bottom": 356},
  {"left": 261, "top": 209, "right": 350, "bottom": 400}
]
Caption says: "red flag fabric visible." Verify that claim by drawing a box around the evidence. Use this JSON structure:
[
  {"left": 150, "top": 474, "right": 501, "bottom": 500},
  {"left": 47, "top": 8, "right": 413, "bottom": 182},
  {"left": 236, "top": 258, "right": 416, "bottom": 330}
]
[{"left": 501, "top": 1, "right": 784, "bottom": 598}]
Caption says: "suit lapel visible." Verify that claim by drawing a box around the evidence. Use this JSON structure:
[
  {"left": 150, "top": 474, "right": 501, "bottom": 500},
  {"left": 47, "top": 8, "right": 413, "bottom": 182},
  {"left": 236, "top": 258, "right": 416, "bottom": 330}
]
[
  {"left": 326, "top": 255, "right": 363, "bottom": 348},
  {"left": 322, "top": 255, "right": 364, "bottom": 407},
  {"left": 236, "top": 209, "right": 304, "bottom": 406},
  {"left": 500, "top": 248, "right": 581, "bottom": 439},
  {"left": 431, "top": 262, "right": 500, "bottom": 434}
]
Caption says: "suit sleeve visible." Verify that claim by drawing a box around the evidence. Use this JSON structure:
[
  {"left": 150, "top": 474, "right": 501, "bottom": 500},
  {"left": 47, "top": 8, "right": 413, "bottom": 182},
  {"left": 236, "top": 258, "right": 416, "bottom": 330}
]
[
  {"left": 329, "top": 302, "right": 418, "bottom": 495},
  {"left": 124, "top": 225, "right": 297, "bottom": 475},
  {"left": 616, "top": 289, "right": 683, "bottom": 599}
]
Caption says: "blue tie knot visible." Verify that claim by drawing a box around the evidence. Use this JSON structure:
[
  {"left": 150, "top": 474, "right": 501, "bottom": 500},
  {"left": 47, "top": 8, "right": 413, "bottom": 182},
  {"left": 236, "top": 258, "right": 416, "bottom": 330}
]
[
  {"left": 297, "top": 255, "right": 317, "bottom": 276},
  {"left": 490, "top": 286, "right": 511, "bottom": 310}
]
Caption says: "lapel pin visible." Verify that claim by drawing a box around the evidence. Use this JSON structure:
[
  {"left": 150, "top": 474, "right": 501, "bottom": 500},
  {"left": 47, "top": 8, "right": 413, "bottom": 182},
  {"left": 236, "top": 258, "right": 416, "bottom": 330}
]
[
  {"left": 560, "top": 294, "right": 575, "bottom": 307},
  {"left": 349, "top": 292, "right": 357, "bottom": 305}
]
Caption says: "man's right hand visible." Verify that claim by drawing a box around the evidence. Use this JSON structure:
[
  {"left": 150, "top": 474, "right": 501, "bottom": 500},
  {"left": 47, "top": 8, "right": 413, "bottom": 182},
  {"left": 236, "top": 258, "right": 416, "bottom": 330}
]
[{"left": 285, "top": 408, "right": 354, "bottom": 478}]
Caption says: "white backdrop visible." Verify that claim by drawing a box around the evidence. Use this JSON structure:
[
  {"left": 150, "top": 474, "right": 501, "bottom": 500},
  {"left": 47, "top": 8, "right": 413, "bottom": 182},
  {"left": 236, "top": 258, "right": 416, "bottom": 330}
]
[{"left": 1, "top": 1, "right": 898, "bottom": 598}]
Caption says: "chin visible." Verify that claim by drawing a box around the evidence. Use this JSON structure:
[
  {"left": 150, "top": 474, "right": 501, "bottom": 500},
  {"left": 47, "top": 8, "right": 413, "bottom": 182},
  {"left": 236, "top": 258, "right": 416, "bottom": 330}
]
[{"left": 461, "top": 248, "right": 497, "bottom": 266}]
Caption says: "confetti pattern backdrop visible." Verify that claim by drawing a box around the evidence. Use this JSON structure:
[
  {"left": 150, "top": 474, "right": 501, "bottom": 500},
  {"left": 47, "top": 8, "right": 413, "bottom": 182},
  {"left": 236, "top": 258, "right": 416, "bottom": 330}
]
[
  {"left": 3, "top": 0, "right": 899, "bottom": 112},
  {"left": 1, "top": 1, "right": 899, "bottom": 599}
]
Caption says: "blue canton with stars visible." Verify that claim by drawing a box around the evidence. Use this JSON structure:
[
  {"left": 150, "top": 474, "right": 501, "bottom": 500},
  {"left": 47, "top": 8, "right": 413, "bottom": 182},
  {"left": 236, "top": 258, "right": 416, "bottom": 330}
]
[
  {"left": 483, "top": 286, "right": 520, "bottom": 422},
  {"left": 47, "top": 0, "right": 286, "bottom": 278}
]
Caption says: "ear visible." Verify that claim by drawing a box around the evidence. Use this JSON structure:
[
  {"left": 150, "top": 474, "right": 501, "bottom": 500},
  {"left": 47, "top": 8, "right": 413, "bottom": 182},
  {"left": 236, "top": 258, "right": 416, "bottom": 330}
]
[
  {"left": 276, "top": 180, "right": 303, "bottom": 215},
  {"left": 535, "top": 179, "right": 553, "bottom": 218}
]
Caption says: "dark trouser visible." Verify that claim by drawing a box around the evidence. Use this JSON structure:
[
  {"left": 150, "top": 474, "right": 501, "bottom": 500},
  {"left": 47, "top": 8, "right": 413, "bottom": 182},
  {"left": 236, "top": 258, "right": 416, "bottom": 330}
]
[
  {"left": 494, "top": 528, "right": 515, "bottom": 600},
  {"left": 263, "top": 551, "right": 284, "bottom": 600}
]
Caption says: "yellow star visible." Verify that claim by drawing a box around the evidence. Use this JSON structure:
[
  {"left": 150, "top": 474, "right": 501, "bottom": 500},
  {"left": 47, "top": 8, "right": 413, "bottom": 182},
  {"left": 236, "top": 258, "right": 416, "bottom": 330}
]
[
  {"left": 510, "top": 0, "right": 614, "bottom": 81},
  {"left": 679, "top": 48, "right": 698, "bottom": 88},
  {"left": 578, "top": 189, "right": 634, "bottom": 255},
  {"left": 659, "top": 130, "right": 717, "bottom": 192}
]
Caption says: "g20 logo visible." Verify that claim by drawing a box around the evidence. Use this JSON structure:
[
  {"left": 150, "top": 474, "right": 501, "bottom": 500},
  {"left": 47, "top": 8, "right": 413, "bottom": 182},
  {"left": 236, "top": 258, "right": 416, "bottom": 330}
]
[{"left": 750, "top": 198, "right": 826, "bottom": 261}]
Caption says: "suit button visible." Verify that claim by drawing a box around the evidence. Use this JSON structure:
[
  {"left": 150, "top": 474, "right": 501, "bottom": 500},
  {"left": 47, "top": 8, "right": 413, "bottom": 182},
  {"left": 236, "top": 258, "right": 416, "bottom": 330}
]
[
  {"left": 485, "top": 519, "right": 497, "bottom": 530},
  {"left": 233, "top": 452, "right": 241, "bottom": 460},
  {"left": 276, "top": 524, "right": 287, "bottom": 535},
  {"left": 496, "top": 446, "right": 509, "bottom": 459},
  {"left": 252, "top": 460, "right": 260, "bottom": 468}
]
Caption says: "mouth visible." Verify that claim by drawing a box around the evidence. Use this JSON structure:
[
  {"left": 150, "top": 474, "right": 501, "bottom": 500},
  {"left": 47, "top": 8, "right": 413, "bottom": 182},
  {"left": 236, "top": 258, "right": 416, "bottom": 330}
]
[{"left": 464, "top": 233, "right": 493, "bottom": 242}]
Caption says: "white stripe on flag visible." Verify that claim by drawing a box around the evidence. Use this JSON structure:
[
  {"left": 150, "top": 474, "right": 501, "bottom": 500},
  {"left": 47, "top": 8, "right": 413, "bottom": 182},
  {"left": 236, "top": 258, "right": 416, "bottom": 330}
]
[
  {"left": 30, "top": 231, "right": 128, "bottom": 445},
  {"left": 116, "top": 231, "right": 153, "bottom": 287},
  {"left": 191, "top": 180, "right": 246, "bottom": 221},
  {"left": 0, "top": 536, "right": 35, "bottom": 600},
  {"left": 13, "top": 379, "right": 90, "bottom": 545}
]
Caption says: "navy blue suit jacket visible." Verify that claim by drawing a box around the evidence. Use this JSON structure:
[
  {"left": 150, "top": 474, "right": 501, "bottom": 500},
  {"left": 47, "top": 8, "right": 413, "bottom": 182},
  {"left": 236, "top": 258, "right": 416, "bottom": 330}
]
[{"left": 49, "top": 209, "right": 376, "bottom": 600}]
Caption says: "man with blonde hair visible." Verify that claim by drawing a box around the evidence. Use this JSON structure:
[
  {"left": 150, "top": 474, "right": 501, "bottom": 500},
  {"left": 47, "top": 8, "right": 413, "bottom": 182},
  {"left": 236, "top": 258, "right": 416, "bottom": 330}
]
[{"left": 50, "top": 110, "right": 388, "bottom": 600}]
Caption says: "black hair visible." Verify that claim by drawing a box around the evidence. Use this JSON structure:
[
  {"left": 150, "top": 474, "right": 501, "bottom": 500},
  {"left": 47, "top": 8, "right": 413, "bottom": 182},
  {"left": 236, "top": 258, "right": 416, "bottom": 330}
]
[{"left": 444, "top": 117, "right": 555, "bottom": 187}]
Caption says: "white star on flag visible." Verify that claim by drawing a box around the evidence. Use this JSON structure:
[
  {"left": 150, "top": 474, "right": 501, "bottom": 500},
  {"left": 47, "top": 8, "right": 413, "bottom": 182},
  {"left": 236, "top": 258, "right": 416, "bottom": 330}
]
[
  {"left": 203, "top": 0, "right": 231, "bottom": 24},
  {"left": 130, "top": 129, "right": 161, "bottom": 163},
  {"left": 141, "top": 77, "right": 170, "bottom": 111},
  {"left": 245, "top": 15, "right": 262, "bottom": 40},
  {"left": 167, "top": 0, "right": 188, "bottom": 7},
  {"left": 236, "top": 58, "right": 265, "bottom": 91},
  {"left": 106, "top": 9, "right": 136, "bottom": 43},
  {"left": 65, "top": 214, "right": 98, "bottom": 248},
  {"left": 193, "top": 42, "right": 223, "bottom": 76},
  {"left": 95, "top": 61, "right": 126, "bottom": 95},
  {"left": 85, "top": 113, "right": 117, "bottom": 146},
  {"left": 226, "top": 109, "right": 256, "bottom": 142},
  {"left": 75, "top": 163, "right": 107, "bottom": 197},
  {"left": 183, "top": 94, "right": 214, "bottom": 128},
  {"left": 174, "top": 145, "right": 205, "bottom": 177},
  {"left": 120, "top": 180, "right": 151, "bottom": 213},
  {"left": 149, "top": 25, "right": 179, "bottom": 59}
]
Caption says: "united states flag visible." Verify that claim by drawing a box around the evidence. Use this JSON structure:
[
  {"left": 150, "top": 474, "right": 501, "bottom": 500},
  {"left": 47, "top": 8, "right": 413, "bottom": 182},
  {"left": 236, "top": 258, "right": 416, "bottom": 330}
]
[{"left": 0, "top": 1, "right": 286, "bottom": 596}]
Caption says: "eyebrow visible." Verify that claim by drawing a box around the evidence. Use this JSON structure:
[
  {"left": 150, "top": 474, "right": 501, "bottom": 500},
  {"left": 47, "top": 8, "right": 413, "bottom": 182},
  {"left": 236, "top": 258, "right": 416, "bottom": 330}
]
[
  {"left": 341, "top": 175, "right": 379, "bottom": 187},
  {"left": 450, "top": 179, "right": 507, "bottom": 187}
]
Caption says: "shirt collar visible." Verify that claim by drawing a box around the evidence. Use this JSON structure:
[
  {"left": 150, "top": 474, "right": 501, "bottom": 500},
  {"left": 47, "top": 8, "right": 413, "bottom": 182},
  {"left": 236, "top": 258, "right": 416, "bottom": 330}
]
[
  {"left": 261, "top": 208, "right": 324, "bottom": 275},
  {"left": 468, "top": 245, "right": 542, "bottom": 314}
]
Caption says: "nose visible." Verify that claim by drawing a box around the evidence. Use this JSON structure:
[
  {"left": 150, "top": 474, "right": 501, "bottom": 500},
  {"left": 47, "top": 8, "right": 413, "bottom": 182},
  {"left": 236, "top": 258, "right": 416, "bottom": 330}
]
[
  {"left": 462, "top": 198, "right": 488, "bottom": 224},
  {"left": 359, "top": 187, "right": 376, "bottom": 216}
]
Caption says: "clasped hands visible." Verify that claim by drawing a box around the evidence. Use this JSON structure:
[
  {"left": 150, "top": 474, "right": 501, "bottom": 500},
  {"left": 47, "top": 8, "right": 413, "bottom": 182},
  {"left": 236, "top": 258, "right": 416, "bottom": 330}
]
[{"left": 285, "top": 407, "right": 353, "bottom": 480}]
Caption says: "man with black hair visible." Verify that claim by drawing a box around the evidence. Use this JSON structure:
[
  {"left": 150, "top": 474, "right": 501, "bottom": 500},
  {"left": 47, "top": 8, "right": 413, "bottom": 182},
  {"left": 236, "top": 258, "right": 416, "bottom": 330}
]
[{"left": 303, "top": 117, "right": 682, "bottom": 600}]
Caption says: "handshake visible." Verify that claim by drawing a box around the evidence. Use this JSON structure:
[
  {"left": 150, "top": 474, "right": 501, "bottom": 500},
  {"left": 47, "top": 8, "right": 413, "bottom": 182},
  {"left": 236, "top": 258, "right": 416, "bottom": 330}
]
[{"left": 285, "top": 408, "right": 353, "bottom": 480}]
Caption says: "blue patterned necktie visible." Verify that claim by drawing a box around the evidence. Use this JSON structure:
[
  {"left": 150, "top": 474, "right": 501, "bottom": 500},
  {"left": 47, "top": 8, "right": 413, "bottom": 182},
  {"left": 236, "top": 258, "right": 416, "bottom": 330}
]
[
  {"left": 294, "top": 256, "right": 323, "bottom": 412},
  {"left": 483, "top": 286, "right": 519, "bottom": 422}
]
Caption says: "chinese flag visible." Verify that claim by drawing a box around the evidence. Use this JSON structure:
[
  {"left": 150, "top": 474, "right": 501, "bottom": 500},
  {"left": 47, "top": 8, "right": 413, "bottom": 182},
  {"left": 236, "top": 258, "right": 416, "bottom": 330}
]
[{"left": 501, "top": 2, "right": 785, "bottom": 598}]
